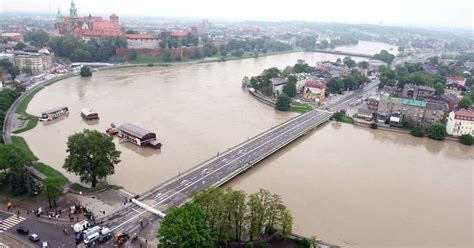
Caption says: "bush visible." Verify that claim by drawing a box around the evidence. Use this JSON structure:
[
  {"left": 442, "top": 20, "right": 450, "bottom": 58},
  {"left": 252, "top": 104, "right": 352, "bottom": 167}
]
[
  {"left": 275, "top": 93, "right": 291, "bottom": 111},
  {"left": 369, "top": 123, "right": 378, "bottom": 129},
  {"left": 411, "top": 125, "right": 425, "bottom": 137},
  {"left": 147, "top": 63, "right": 154, "bottom": 67},
  {"left": 80, "top": 66, "right": 92, "bottom": 77},
  {"left": 427, "top": 123, "right": 447, "bottom": 140},
  {"left": 460, "top": 134, "right": 473, "bottom": 145}
]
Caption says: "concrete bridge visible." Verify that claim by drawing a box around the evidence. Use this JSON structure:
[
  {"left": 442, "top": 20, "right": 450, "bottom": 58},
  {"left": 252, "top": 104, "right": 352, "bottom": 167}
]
[
  {"left": 310, "top": 49, "right": 373, "bottom": 59},
  {"left": 108, "top": 109, "right": 333, "bottom": 232}
]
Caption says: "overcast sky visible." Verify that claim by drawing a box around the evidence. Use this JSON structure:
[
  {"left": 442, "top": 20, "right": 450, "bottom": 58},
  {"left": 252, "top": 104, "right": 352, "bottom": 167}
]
[{"left": 1, "top": 0, "right": 472, "bottom": 28}]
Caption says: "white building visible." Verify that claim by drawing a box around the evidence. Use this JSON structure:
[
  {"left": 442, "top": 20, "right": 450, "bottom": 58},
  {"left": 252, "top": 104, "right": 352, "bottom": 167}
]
[
  {"left": 270, "top": 78, "right": 286, "bottom": 96},
  {"left": 0, "top": 53, "right": 15, "bottom": 63},
  {"left": 14, "top": 50, "right": 53, "bottom": 75},
  {"left": 126, "top": 34, "right": 160, "bottom": 49},
  {"left": 446, "top": 109, "right": 474, "bottom": 136}
]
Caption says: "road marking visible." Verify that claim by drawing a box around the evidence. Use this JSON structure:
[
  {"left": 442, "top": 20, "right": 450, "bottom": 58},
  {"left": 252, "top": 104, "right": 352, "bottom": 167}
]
[{"left": 0, "top": 215, "right": 25, "bottom": 231}]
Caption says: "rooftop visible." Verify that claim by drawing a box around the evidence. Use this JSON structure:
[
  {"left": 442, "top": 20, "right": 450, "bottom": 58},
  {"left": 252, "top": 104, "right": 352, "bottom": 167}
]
[
  {"left": 426, "top": 102, "right": 448, "bottom": 111},
  {"left": 126, "top": 34, "right": 155, "bottom": 39},
  {"left": 118, "top": 123, "right": 155, "bottom": 139},
  {"left": 454, "top": 109, "right": 474, "bottom": 118},
  {"left": 270, "top": 78, "right": 286, "bottom": 86},
  {"left": 305, "top": 79, "right": 326, "bottom": 89}
]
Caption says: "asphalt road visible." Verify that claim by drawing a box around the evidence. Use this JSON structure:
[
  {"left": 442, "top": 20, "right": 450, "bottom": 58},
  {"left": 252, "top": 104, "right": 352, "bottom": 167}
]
[{"left": 0, "top": 211, "right": 76, "bottom": 248}]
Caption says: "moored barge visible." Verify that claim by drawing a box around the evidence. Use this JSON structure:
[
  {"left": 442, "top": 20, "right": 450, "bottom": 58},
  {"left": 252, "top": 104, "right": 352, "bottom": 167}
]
[
  {"left": 81, "top": 108, "right": 99, "bottom": 120},
  {"left": 117, "top": 123, "right": 162, "bottom": 149},
  {"left": 39, "top": 106, "right": 69, "bottom": 121}
]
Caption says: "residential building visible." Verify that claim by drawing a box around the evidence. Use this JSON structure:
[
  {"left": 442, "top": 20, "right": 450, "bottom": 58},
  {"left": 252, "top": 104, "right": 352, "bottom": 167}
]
[
  {"left": 441, "top": 93, "right": 461, "bottom": 111},
  {"left": 0, "top": 53, "right": 15, "bottom": 63},
  {"left": 367, "top": 59, "right": 387, "bottom": 72},
  {"left": 356, "top": 108, "right": 374, "bottom": 121},
  {"left": 270, "top": 78, "right": 287, "bottom": 96},
  {"left": 291, "top": 73, "right": 311, "bottom": 93},
  {"left": 126, "top": 34, "right": 160, "bottom": 49},
  {"left": 445, "top": 76, "right": 467, "bottom": 93},
  {"left": 303, "top": 80, "right": 326, "bottom": 102},
  {"left": 446, "top": 109, "right": 474, "bottom": 136},
  {"left": 402, "top": 84, "right": 435, "bottom": 100},
  {"left": 377, "top": 95, "right": 448, "bottom": 126},
  {"left": 0, "top": 33, "right": 24, "bottom": 41},
  {"left": 367, "top": 95, "right": 380, "bottom": 110},
  {"left": 14, "top": 50, "right": 53, "bottom": 75}
]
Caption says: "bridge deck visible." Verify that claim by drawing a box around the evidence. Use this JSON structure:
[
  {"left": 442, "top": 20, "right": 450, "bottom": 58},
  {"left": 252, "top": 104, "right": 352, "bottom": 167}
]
[{"left": 109, "top": 109, "right": 333, "bottom": 232}]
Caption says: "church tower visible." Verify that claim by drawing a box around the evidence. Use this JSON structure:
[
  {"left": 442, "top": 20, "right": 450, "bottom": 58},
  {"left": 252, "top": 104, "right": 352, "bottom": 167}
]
[{"left": 69, "top": 0, "right": 78, "bottom": 20}]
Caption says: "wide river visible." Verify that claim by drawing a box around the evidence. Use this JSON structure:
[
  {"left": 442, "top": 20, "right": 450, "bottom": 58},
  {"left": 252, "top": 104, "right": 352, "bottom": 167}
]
[{"left": 22, "top": 41, "right": 472, "bottom": 247}]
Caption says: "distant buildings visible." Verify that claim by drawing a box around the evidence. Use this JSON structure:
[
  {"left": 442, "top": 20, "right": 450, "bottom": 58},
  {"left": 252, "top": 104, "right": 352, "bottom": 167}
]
[
  {"left": 270, "top": 78, "right": 287, "bottom": 96},
  {"left": 126, "top": 34, "right": 160, "bottom": 49},
  {"left": 303, "top": 80, "right": 326, "bottom": 102},
  {"left": 402, "top": 84, "right": 435, "bottom": 100},
  {"left": 55, "top": 0, "right": 124, "bottom": 38},
  {"left": 0, "top": 33, "right": 24, "bottom": 41},
  {"left": 446, "top": 109, "right": 474, "bottom": 136}
]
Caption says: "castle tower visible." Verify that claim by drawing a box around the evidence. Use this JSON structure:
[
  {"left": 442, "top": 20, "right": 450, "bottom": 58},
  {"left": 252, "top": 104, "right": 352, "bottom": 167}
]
[
  {"left": 110, "top": 13, "right": 119, "bottom": 24},
  {"left": 69, "top": 0, "right": 78, "bottom": 20},
  {"left": 87, "top": 14, "right": 93, "bottom": 30}
]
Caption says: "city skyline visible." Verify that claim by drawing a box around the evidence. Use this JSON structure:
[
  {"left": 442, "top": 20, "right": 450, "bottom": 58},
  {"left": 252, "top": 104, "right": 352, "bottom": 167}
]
[{"left": 1, "top": 0, "right": 472, "bottom": 29}]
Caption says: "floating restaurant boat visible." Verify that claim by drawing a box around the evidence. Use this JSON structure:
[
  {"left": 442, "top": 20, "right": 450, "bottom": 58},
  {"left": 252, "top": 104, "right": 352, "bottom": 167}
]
[
  {"left": 117, "top": 123, "right": 162, "bottom": 149},
  {"left": 39, "top": 106, "right": 69, "bottom": 121},
  {"left": 81, "top": 108, "right": 99, "bottom": 120}
]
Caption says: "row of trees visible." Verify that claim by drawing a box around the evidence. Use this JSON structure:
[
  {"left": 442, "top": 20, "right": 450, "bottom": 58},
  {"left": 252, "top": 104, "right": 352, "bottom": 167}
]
[
  {"left": 0, "top": 88, "right": 22, "bottom": 130},
  {"left": 158, "top": 188, "right": 293, "bottom": 247},
  {"left": 296, "top": 35, "right": 358, "bottom": 50},
  {"left": 47, "top": 36, "right": 127, "bottom": 62},
  {"left": 326, "top": 74, "right": 370, "bottom": 95},
  {"left": 373, "top": 50, "right": 395, "bottom": 64}
]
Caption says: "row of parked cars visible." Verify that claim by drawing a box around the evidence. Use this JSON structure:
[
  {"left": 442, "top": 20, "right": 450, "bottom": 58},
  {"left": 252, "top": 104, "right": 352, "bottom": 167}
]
[
  {"left": 16, "top": 226, "right": 49, "bottom": 247},
  {"left": 73, "top": 220, "right": 112, "bottom": 245}
]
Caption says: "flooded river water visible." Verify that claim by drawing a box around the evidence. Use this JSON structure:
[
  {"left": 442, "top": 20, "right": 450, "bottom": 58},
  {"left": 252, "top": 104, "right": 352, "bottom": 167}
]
[{"left": 21, "top": 41, "right": 472, "bottom": 247}]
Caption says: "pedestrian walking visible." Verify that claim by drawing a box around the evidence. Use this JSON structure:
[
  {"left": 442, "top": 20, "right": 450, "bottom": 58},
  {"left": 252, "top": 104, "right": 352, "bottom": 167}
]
[{"left": 17, "top": 210, "right": 20, "bottom": 218}]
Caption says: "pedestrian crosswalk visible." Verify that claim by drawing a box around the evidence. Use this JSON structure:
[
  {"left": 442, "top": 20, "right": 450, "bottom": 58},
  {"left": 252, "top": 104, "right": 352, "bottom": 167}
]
[
  {"left": 0, "top": 243, "right": 10, "bottom": 248},
  {"left": 0, "top": 215, "right": 26, "bottom": 233}
]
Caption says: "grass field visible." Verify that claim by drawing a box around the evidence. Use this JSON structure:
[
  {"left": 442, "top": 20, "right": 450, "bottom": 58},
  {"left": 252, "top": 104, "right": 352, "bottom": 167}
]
[
  {"left": 11, "top": 136, "right": 38, "bottom": 161},
  {"left": 290, "top": 102, "right": 313, "bottom": 113},
  {"left": 339, "top": 115, "right": 355, "bottom": 124},
  {"left": 33, "top": 162, "right": 68, "bottom": 186}
]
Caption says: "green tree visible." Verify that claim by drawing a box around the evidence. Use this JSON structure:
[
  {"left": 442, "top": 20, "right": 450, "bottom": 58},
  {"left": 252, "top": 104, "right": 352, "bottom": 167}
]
[
  {"left": 63, "top": 129, "right": 121, "bottom": 187},
  {"left": 358, "top": 61, "right": 369, "bottom": 69},
  {"left": 125, "top": 29, "right": 138, "bottom": 34},
  {"left": 275, "top": 93, "right": 291, "bottom": 111},
  {"left": 460, "top": 134, "right": 473, "bottom": 145},
  {"left": 434, "top": 82, "right": 445, "bottom": 96},
  {"left": 0, "top": 144, "right": 30, "bottom": 174},
  {"left": 279, "top": 208, "right": 293, "bottom": 238},
  {"left": 14, "top": 41, "right": 27, "bottom": 50},
  {"left": 427, "top": 123, "right": 447, "bottom": 140},
  {"left": 282, "top": 82, "right": 296, "bottom": 98},
  {"left": 79, "top": 66, "right": 92, "bottom": 77},
  {"left": 327, "top": 78, "right": 344, "bottom": 94},
  {"left": 158, "top": 203, "right": 217, "bottom": 248},
  {"left": 22, "top": 66, "right": 32, "bottom": 75},
  {"left": 458, "top": 96, "right": 472, "bottom": 109},
  {"left": 373, "top": 50, "right": 395, "bottom": 64},
  {"left": 411, "top": 125, "right": 425, "bottom": 137},
  {"left": 161, "top": 51, "right": 173, "bottom": 62},
  {"left": 293, "top": 61, "right": 312, "bottom": 73},
  {"left": 43, "top": 178, "right": 63, "bottom": 207},
  {"left": 7, "top": 66, "right": 20, "bottom": 80},
  {"left": 225, "top": 190, "right": 248, "bottom": 241},
  {"left": 25, "top": 30, "right": 50, "bottom": 47},
  {"left": 343, "top": 56, "right": 356, "bottom": 68},
  {"left": 370, "top": 123, "right": 378, "bottom": 129},
  {"left": 129, "top": 49, "right": 138, "bottom": 61}
]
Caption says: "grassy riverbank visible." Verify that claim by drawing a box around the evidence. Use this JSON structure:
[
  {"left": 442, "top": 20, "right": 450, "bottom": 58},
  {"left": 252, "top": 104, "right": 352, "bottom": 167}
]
[
  {"left": 11, "top": 136, "right": 38, "bottom": 161},
  {"left": 290, "top": 102, "right": 313, "bottom": 113}
]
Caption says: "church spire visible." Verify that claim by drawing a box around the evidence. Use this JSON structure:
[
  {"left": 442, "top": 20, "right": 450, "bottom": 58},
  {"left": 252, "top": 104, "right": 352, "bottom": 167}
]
[
  {"left": 55, "top": 7, "right": 64, "bottom": 23},
  {"left": 69, "top": 0, "right": 78, "bottom": 19}
]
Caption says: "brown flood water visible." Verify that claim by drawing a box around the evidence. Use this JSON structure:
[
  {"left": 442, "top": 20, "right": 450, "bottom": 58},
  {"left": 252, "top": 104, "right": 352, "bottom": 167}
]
[{"left": 20, "top": 41, "right": 472, "bottom": 247}]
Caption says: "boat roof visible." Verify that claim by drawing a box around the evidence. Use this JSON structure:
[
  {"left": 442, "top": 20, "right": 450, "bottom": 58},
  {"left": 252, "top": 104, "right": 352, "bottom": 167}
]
[
  {"left": 118, "top": 123, "right": 155, "bottom": 139},
  {"left": 81, "top": 108, "right": 97, "bottom": 115},
  {"left": 42, "top": 106, "right": 68, "bottom": 114}
]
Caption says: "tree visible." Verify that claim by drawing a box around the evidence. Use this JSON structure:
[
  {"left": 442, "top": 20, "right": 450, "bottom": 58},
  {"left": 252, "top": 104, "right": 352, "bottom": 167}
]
[
  {"left": 275, "top": 93, "right": 291, "bottom": 111},
  {"left": 293, "top": 61, "right": 312, "bottom": 73},
  {"left": 370, "top": 123, "right": 378, "bottom": 129},
  {"left": 22, "top": 66, "right": 32, "bottom": 75},
  {"left": 125, "top": 29, "right": 138, "bottom": 34},
  {"left": 427, "top": 123, "right": 447, "bottom": 141},
  {"left": 225, "top": 189, "right": 248, "bottom": 241},
  {"left": 460, "top": 134, "right": 473, "bottom": 145},
  {"left": 411, "top": 125, "right": 425, "bottom": 137},
  {"left": 343, "top": 56, "right": 356, "bottom": 68},
  {"left": 434, "top": 82, "right": 445, "bottom": 96},
  {"left": 358, "top": 61, "right": 369, "bottom": 69},
  {"left": 458, "top": 96, "right": 472, "bottom": 109},
  {"left": 63, "top": 129, "right": 121, "bottom": 187},
  {"left": 79, "top": 66, "right": 92, "bottom": 77},
  {"left": 158, "top": 203, "right": 217, "bottom": 248},
  {"left": 327, "top": 78, "right": 344, "bottom": 94},
  {"left": 373, "top": 50, "right": 395, "bottom": 64},
  {"left": 0, "top": 144, "right": 30, "bottom": 174},
  {"left": 14, "top": 41, "right": 27, "bottom": 50},
  {"left": 161, "top": 51, "right": 173, "bottom": 62},
  {"left": 25, "top": 30, "right": 50, "bottom": 47},
  {"left": 282, "top": 82, "right": 296, "bottom": 98},
  {"left": 129, "top": 49, "right": 138, "bottom": 61},
  {"left": 7, "top": 66, "right": 20, "bottom": 80},
  {"left": 43, "top": 178, "right": 63, "bottom": 207},
  {"left": 279, "top": 208, "right": 293, "bottom": 238}
]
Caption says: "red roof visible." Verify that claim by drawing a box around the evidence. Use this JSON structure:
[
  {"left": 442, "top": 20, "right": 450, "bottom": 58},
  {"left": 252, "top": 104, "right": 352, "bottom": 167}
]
[
  {"left": 170, "top": 31, "right": 188, "bottom": 37},
  {"left": 126, "top": 34, "right": 155, "bottom": 39},
  {"left": 455, "top": 109, "right": 474, "bottom": 118},
  {"left": 447, "top": 76, "right": 466, "bottom": 85},
  {"left": 305, "top": 80, "right": 326, "bottom": 89}
]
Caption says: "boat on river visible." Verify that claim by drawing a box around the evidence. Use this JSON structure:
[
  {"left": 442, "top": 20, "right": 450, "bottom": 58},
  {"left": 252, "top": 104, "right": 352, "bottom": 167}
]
[
  {"left": 81, "top": 108, "right": 99, "bottom": 120},
  {"left": 39, "top": 106, "right": 69, "bottom": 121}
]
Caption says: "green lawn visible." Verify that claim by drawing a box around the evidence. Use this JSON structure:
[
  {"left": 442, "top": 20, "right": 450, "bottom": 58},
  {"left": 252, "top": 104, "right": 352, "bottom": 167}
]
[
  {"left": 339, "top": 115, "right": 355, "bottom": 124},
  {"left": 33, "top": 162, "right": 68, "bottom": 186},
  {"left": 12, "top": 116, "right": 38, "bottom": 134},
  {"left": 11, "top": 136, "right": 38, "bottom": 161},
  {"left": 16, "top": 88, "right": 41, "bottom": 116},
  {"left": 290, "top": 102, "right": 312, "bottom": 113}
]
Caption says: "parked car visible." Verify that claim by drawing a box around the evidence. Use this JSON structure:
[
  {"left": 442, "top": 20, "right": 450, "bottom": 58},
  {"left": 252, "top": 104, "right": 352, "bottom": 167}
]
[
  {"left": 98, "top": 232, "right": 112, "bottom": 243},
  {"left": 16, "top": 227, "right": 29, "bottom": 234},
  {"left": 29, "top": 233, "right": 40, "bottom": 242}
]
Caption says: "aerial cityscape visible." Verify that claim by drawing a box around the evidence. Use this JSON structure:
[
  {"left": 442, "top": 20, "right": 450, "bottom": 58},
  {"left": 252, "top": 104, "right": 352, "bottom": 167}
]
[{"left": 0, "top": 0, "right": 472, "bottom": 247}]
